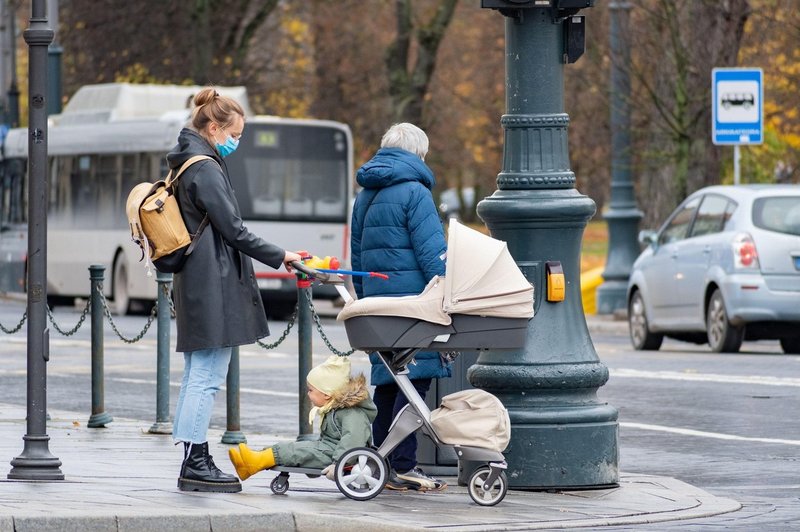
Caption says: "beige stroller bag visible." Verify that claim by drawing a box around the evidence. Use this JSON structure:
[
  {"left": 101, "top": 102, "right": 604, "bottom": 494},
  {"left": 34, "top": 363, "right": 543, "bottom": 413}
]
[{"left": 430, "top": 389, "right": 511, "bottom": 452}]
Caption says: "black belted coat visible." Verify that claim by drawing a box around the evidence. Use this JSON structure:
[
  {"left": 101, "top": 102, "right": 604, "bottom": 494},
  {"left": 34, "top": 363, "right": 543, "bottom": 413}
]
[{"left": 166, "top": 128, "right": 285, "bottom": 352}]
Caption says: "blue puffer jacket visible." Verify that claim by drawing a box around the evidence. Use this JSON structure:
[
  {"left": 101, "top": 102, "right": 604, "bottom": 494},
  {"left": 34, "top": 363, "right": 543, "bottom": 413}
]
[{"left": 351, "top": 147, "right": 451, "bottom": 386}]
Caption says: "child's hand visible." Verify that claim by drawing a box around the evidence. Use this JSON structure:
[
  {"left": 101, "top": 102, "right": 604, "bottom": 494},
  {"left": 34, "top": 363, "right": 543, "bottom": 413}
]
[{"left": 321, "top": 463, "right": 335, "bottom": 480}]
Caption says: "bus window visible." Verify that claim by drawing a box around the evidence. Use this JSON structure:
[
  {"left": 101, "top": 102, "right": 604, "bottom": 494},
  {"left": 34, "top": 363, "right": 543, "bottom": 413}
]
[
  {"left": 120, "top": 154, "right": 141, "bottom": 227},
  {"left": 97, "top": 155, "right": 119, "bottom": 228},
  {"left": 227, "top": 124, "right": 349, "bottom": 223},
  {"left": 1, "top": 158, "right": 27, "bottom": 225},
  {"left": 52, "top": 156, "right": 74, "bottom": 225}
]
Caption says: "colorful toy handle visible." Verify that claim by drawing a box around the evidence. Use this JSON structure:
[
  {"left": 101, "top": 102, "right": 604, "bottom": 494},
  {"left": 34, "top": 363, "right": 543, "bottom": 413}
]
[{"left": 316, "top": 268, "right": 389, "bottom": 280}]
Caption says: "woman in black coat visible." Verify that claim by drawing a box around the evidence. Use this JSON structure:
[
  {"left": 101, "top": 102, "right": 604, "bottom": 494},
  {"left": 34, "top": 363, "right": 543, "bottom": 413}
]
[{"left": 167, "top": 88, "right": 302, "bottom": 493}]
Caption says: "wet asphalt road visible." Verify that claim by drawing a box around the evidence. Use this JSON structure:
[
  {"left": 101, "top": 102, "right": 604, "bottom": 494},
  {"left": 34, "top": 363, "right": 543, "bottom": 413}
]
[{"left": 1, "top": 296, "right": 799, "bottom": 530}]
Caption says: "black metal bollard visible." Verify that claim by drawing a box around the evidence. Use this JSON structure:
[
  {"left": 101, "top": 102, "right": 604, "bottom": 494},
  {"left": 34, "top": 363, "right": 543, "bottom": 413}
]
[
  {"left": 149, "top": 271, "right": 173, "bottom": 434},
  {"left": 87, "top": 265, "right": 112, "bottom": 428},
  {"left": 222, "top": 346, "right": 246, "bottom": 444},
  {"left": 297, "top": 280, "right": 313, "bottom": 438}
]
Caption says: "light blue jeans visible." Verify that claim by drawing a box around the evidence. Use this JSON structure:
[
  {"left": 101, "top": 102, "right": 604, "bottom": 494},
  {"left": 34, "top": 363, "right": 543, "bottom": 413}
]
[{"left": 173, "top": 347, "right": 232, "bottom": 444}]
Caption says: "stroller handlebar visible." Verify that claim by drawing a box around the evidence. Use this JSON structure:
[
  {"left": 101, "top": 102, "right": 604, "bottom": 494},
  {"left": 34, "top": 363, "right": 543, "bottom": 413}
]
[{"left": 290, "top": 261, "right": 340, "bottom": 284}]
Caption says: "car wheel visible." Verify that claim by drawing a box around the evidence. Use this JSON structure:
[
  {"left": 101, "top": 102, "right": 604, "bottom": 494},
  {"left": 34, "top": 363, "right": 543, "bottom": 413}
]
[
  {"left": 113, "top": 257, "right": 132, "bottom": 316},
  {"left": 780, "top": 337, "right": 800, "bottom": 354},
  {"left": 706, "top": 289, "right": 743, "bottom": 353},
  {"left": 628, "top": 291, "right": 663, "bottom": 351}
]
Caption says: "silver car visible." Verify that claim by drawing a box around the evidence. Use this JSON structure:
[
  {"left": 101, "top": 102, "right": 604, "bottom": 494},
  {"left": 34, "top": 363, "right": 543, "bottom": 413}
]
[{"left": 627, "top": 184, "right": 800, "bottom": 353}]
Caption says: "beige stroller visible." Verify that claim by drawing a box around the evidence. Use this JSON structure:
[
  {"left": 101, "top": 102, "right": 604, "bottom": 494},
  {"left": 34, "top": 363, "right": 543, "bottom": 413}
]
[{"left": 291, "top": 221, "right": 533, "bottom": 505}]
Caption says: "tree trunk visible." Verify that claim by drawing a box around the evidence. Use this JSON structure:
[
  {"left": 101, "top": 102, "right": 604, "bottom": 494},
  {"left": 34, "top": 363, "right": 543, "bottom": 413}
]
[{"left": 385, "top": 0, "right": 458, "bottom": 126}]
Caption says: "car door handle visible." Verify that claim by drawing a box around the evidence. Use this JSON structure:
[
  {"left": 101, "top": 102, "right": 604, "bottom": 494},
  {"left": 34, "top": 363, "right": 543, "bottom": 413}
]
[
  {"left": 671, "top": 253, "right": 678, "bottom": 259},
  {"left": 703, "top": 246, "right": 711, "bottom": 254}
]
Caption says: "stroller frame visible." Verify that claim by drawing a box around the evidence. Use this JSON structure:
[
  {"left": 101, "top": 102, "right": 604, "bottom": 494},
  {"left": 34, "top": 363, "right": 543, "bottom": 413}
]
[
  {"left": 266, "top": 265, "right": 513, "bottom": 505},
  {"left": 372, "top": 349, "right": 509, "bottom": 503}
]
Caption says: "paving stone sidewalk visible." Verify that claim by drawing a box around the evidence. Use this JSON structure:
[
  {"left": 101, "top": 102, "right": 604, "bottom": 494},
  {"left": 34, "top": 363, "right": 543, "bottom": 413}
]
[{"left": 0, "top": 402, "right": 741, "bottom": 531}]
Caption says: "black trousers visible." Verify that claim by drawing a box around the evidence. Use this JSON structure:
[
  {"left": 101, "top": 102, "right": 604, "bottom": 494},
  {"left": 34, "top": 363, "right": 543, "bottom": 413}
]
[{"left": 371, "top": 378, "right": 432, "bottom": 473}]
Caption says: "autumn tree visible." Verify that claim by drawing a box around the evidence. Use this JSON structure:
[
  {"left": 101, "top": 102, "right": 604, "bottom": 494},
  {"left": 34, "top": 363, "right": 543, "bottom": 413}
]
[
  {"left": 628, "top": 0, "right": 751, "bottom": 226},
  {"left": 385, "top": 0, "right": 458, "bottom": 127},
  {"left": 737, "top": 1, "right": 800, "bottom": 184},
  {"left": 58, "top": 0, "right": 280, "bottom": 94}
]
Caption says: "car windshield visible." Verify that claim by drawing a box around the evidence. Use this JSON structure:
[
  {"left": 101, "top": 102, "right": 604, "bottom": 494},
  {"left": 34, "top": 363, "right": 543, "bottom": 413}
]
[{"left": 752, "top": 196, "right": 800, "bottom": 236}]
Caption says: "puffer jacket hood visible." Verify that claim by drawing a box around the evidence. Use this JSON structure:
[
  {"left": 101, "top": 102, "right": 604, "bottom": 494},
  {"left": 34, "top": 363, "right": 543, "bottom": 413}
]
[
  {"left": 356, "top": 147, "right": 435, "bottom": 191},
  {"left": 328, "top": 374, "right": 377, "bottom": 422}
]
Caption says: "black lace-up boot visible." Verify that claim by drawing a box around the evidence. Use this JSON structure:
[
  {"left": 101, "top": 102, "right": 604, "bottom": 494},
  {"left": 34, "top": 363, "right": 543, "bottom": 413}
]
[{"left": 178, "top": 442, "right": 242, "bottom": 493}]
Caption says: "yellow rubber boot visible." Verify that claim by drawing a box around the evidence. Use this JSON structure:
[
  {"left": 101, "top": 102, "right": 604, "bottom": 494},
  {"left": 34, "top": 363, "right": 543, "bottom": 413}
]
[{"left": 228, "top": 444, "right": 275, "bottom": 481}]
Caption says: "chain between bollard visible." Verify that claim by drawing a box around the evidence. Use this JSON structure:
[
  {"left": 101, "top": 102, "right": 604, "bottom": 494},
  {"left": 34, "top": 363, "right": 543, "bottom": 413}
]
[
  {"left": 165, "top": 283, "right": 177, "bottom": 319},
  {"left": 96, "top": 283, "right": 158, "bottom": 343},
  {"left": 0, "top": 311, "right": 27, "bottom": 334},
  {"left": 305, "top": 290, "right": 355, "bottom": 357},
  {"left": 47, "top": 299, "right": 90, "bottom": 336},
  {"left": 256, "top": 302, "right": 298, "bottom": 350}
]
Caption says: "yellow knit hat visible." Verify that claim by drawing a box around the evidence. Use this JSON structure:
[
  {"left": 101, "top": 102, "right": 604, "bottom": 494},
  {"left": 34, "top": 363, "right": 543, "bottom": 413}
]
[{"left": 306, "top": 355, "right": 351, "bottom": 396}]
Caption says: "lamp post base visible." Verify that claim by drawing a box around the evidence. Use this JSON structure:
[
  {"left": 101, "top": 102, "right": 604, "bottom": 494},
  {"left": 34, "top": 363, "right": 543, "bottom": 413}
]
[
  {"left": 221, "top": 430, "right": 247, "bottom": 445},
  {"left": 87, "top": 412, "right": 113, "bottom": 428},
  {"left": 596, "top": 280, "right": 629, "bottom": 316},
  {"left": 8, "top": 435, "right": 64, "bottom": 480},
  {"left": 148, "top": 421, "right": 173, "bottom": 435}
]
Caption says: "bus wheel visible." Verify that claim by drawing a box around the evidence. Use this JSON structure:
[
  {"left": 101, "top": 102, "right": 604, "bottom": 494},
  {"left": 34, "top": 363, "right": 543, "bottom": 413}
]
[{"left": 113, "top": 258, "right": 131, "bottom": 316}]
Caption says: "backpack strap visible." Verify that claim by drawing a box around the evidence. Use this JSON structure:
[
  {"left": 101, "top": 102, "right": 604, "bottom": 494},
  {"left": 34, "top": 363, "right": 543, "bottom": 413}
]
[
  {"left": 165, "top": 155, "right": 213, "bottom": 187},
  {"left": 165, "top": 155, "right": 216, "bottom": 256}
]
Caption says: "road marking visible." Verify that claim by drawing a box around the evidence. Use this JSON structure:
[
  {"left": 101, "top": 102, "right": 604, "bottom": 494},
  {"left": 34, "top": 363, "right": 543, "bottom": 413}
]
[
  {"left": 108, "top": 377, "right": 297, "bottom": 398},
  {"left": 611, "top": 368, "right": 800, "bottom": 387},
  {"left": 621, "top": 422, "right": 800, "bottom": 446}
]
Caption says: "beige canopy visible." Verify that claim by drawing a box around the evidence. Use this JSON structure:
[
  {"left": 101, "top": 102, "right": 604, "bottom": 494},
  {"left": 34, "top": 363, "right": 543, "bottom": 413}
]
[{"left": 337, "top": 220, "right": 534, "bottom": 324}]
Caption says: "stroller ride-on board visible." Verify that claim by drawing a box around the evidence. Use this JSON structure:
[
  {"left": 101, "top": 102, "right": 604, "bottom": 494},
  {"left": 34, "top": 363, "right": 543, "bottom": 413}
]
[{"left": 275, "top": 221, "right": 533, "bottom": 506}]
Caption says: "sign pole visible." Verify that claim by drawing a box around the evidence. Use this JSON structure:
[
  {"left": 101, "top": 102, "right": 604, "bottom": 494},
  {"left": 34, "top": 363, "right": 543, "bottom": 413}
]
[{"left": 734, "top": 145, "right": 741, "bottom": 186}]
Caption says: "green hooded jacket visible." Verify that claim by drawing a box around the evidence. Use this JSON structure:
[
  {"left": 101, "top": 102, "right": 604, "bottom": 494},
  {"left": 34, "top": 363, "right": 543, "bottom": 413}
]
[{"left": 272, "top": 374, "right": 377, "bottom": 469}]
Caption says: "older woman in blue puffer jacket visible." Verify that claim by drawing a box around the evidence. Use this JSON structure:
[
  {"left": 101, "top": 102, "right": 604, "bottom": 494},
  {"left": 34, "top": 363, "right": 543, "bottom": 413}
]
[{"left": 350, "top": 122, "right": 450, "bottom": 492}]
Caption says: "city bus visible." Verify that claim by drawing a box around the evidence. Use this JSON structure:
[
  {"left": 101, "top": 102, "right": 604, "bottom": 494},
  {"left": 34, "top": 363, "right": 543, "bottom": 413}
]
[{"left": 0, "top": 83, "right": 353, "bottom": 316}]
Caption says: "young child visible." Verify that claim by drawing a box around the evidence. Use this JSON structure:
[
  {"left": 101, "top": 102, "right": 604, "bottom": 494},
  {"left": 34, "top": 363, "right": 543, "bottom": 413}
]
[{"left": 228, "top": 355, "right": 377, "bottom": 480}]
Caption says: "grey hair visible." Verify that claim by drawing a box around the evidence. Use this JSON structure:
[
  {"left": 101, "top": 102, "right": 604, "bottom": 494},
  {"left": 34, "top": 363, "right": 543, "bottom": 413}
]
[{"left": 380, "top": 123, "right": 429, "bottom": 160}]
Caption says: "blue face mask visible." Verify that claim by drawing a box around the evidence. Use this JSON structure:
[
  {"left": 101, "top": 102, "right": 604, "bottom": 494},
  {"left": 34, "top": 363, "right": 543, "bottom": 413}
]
[{"left": 216, "top": 135, "right": 239, "bottom": 158}]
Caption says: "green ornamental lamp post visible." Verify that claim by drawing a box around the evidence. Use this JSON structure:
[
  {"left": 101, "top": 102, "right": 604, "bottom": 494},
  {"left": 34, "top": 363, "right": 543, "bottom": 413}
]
[
  {"left": 596, "top": 0, "right": 643, "bottom": 315},
  {"left": 472, "top": 0, "right": 618, "bottom": 489}
]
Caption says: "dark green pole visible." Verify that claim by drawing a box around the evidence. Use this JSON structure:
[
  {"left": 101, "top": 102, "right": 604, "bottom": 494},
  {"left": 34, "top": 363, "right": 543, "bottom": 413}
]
[
  {"left": 297, "top": 283, "right": 312, "bottom": 437},
  {"left": 596, "top": 1, "right": 642, "bottom": 314},
  {"left": 87, "top": 264, "right": 112, "bottom": 428},
  {"left": 149, "top": 271, "right": 172, "bottom": 434},
  {"left": 8, "top": 0, "right": 63, "bottom": 480},
  {"left": 474, "top": 1, "right": 618, "bottom": 489},
  {"left": 221, "top": 346, "right": 246, "bottom": 444}
]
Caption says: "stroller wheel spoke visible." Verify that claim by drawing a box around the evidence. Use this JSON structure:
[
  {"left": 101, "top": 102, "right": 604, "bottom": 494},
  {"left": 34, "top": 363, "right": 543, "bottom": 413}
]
[
  {"left": 468, "top": 467, "right": 508, "bottom": 506},
  {"left": 334, "top": 447, "right": 388, "bottom": 501}
]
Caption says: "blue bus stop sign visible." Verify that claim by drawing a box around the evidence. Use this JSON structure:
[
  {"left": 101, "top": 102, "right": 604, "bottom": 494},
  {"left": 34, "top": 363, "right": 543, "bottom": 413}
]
[{"left": 712, "top": 67, "right": 763, "bottom": 145}]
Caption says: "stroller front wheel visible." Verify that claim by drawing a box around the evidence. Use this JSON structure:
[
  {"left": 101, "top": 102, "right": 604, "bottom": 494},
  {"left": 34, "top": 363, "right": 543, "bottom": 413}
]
[
  {"left": 334, "top": 447, "right": 388, "bottom": 501},
  {"left": 468, "top": 466, "right": 508, "bottom": 506}
]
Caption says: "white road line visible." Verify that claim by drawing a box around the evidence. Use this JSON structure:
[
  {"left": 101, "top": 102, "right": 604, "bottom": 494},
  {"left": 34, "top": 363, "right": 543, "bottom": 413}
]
[
  {"left": 611, "top": 368, "right": 800, "bottom": 387},
  {"left": 621, "top": 421, "right": 800, "bottom": 446},
  {"left": 108, "top": 377, "right": 297, "bottom": 398}
]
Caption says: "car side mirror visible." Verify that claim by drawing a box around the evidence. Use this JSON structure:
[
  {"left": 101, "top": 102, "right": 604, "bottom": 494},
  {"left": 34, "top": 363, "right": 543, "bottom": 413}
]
[{"left": 638, "top": 230, "right": 657, "bottom": 247}]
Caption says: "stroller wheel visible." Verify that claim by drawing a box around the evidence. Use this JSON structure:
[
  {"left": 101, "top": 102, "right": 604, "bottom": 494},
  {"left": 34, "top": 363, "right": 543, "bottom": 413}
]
[
  {"left": 468, "top": 466, "right": 508, "bottom": 506},
  {"left": 334, "top": 447, "right": 388, "bottom": 501},
  {"left": 270, "top": 475, "right": 289, "bottom": 495}
]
